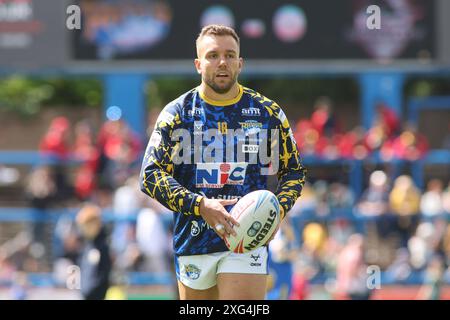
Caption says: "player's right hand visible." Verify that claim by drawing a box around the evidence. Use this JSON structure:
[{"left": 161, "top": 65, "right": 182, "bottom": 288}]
[{"left": 199, "top": 198, "right": 240, "bottom": 239}]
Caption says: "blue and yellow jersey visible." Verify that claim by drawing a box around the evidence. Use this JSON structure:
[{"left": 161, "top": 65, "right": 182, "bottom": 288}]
[{"left": 140, "top": 85, "right": 306, "bottom": 256}]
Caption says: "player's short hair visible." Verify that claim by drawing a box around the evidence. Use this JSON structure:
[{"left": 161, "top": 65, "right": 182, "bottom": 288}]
[{"left": 196, "top": 24, "right": 240, "bottom": 48}]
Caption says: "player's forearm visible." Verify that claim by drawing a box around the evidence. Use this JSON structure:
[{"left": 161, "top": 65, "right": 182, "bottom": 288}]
[
  {"left": 140, "top": 166, "right": 203, "bottom": 216},
  {"left": 275, "top": 163, "right": 306, "bottom": 219}
]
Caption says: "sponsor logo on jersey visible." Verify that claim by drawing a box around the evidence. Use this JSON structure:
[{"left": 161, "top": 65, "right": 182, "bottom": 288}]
[
  {"left": 195, "top": 162, "right": 247, "bottom": 188},
  {"left": 242, "top": 107, "right": 261, "bottom": 117},
  {"left": 198, "top": 191, "right": 241, "bottom": 201},
  {"left": 148, "top": 130, "right": 162, "bottom": 148},
  {"left": 216, "top": 194, "right": 241, "bottom": 200},
  {"left": 190, "top": 220, "right": 212, "bottom": 237},
  {"left": 237, "top": 136, "right": 262, "bottom": 143},
  {"left": 239, "top": 121, "right": 262, "bottom": 135},
  {"left": 278, "top": 109, "right": 287, "bottom": 125},
  {"left": 187, "top": 107, "right": 203, "bottom": 117},
  {"left": 194, "top": 121, "right": 203, "bottom": 135},
  {"left": 277, "top": 109, "right": 297, "bottom": 144},
  {"left": 239, "top": 120, "right": 262, "bottom": 130},
  {"left": 242, "top": 144, "right": 259, "bottom": 153},
  {"left": 289, "top": 128, "right": 298, "bottom": 145},
  {"left": 190, "top": 221, "right": 201, "bottom": 237}
]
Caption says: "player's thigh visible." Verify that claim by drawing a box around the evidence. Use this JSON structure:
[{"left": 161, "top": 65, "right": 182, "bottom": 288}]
[
  {"left": 216, "top": 246, "right": 269, "bottom": 299},
  {"left": 177, "top": 281, "right": 219, "bottom": 300},
  {"left": 175, "top": 252, "right": 224, "bottom": 299},
  {"left": 217, "top": 273, "right": 267, "bottom": 300}
]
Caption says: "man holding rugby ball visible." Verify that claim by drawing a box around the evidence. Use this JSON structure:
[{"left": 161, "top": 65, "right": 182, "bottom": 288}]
[{"left": 140, "top": 24, "right": 306, "bottom": 300}]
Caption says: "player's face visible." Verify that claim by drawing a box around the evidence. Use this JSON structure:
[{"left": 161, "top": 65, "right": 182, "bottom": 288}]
[{"left": 195, "top": 35, "right": 243, "bottom": 94}]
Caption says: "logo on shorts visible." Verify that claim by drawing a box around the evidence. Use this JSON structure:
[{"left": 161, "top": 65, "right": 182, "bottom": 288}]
[
  {"left": 184, "top": 264, "right": 201, "bottom": 280},
  {"left": 251, "top": 254, "right": 260, "bottom": 262},
  {"left": 250, "top": 254, "right": 261, "bottom": 267}
]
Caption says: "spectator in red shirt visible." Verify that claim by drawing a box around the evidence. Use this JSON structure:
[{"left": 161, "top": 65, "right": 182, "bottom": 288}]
[
  {"left": 315, "top": 133, "right": 342, "bottom": 160},
  {"left": 311, "top": 97, "right": 341, "bottom": 137},
  {"left": 391, "top": 123, "right": 429, "bottom": 161},
  {"left": 98, "top": 120, "right": 141, "bottom": 164},
  {"left": 376, "top": 103, "right": 400, "bottom": 138},
  {"left": 364, "top": 103, "right": 400, "bottom": 157},
  {"left": 310, "top": 97, "right": 345, "bottom": 159},
  {"left": 73, "top": 120, "right": 100, "bottom": 200},
  {"left": 294, "top": 119, "right": 318, "bottom": 156},
  {"left": 39, "top": 116, "right": 73, "bottom": 202},
  {"left": 338, "top": 126, "right": 369, "bottom": 160},
  {"left": 364, "top": 118, "right": 388, "bottom": 154},
  {"left": 39, "top": 116, "right": 71, "bottom": 160},
  {"left": 97, "top": 119, "right": 142, "bottom": 188}
]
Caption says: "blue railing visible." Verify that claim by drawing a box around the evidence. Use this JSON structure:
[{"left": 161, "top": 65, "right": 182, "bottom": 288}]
[
  {"left": 0, "top": 271, "right": 174, "bottom": 288},
  {"left": 0, "top": 151, "right": 84, "bottom": 166},
  {"left": 1, "top": 149, "right": 449, "bottom": 198},
  {"left": 0, "top": 207, "right": 173, "bottom": 227}
]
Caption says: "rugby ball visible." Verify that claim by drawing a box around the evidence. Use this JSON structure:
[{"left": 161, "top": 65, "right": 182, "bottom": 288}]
[{"left": 225, "top": 190, "right": 280, "bottom": 253}]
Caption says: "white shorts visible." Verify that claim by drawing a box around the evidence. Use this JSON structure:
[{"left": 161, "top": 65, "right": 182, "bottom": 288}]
[{"left": 175, "top": 246, "right": 269, "bottom": 290}]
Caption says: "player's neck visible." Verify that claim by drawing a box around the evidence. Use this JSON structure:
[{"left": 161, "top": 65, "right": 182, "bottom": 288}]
[{"left": 199, "top": 82, "right": 241, "bottom": 103}]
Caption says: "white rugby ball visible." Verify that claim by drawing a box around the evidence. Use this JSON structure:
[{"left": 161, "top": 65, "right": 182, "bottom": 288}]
[{"left": 224, "top": 190, "right": 280, "bottom": 253}]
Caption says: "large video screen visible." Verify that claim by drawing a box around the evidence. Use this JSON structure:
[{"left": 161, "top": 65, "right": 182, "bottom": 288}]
[
  {"left": 0, "top": 0, "right": 67, "bottom": 68},
  {"left": 72, "top": 0, "right": 435, "bottom": 61}
]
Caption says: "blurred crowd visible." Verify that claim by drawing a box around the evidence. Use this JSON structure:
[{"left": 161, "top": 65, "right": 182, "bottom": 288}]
[
  {"left": 269, "top": 170, "right": 450, "bottom": 300},
  {"left": 38, "top": 116, "right": 142, "bottom": 199},
  {"left": 295, "top": 97, "right": 430, "bottom": 161},
  {"left": 0, "top": 107, "right": 449, "bottom": 300},
  {"left": 0, "top": 116, "right": 174, "bottom": 299}
]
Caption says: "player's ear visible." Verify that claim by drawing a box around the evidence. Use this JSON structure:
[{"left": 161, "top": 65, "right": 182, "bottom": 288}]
[
  {"left": 194, "top": 58, "right": 202, "bottom": 74},
  {"left": 238, "top": 57, "right": 243, "bottom": 73}
]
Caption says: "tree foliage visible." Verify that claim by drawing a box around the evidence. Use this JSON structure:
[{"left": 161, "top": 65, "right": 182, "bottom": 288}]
[{"left": 0, "top": 76, "right": 102, "bottom": 117}]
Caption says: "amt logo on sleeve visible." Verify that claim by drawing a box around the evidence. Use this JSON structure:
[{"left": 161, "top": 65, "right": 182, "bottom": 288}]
[{"left": 195, "top": 162, "right": 247, "bottom": 188}]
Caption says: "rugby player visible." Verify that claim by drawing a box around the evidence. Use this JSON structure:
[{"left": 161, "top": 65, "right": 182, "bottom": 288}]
[{"left": 140, "top": 24, "right": 306, "bottom": 300}]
